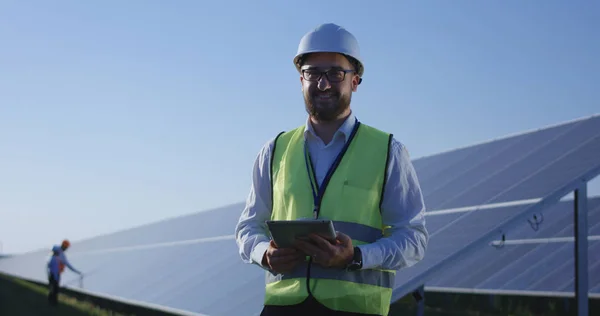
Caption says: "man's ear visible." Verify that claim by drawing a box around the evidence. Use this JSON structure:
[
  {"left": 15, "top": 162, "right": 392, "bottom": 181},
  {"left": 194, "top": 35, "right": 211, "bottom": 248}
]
[{"left": 351, "top": 75, "right": 360, "bottom": 92}]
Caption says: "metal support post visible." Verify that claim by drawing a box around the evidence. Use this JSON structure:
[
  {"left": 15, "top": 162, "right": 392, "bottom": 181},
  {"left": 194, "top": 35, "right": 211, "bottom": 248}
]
[
  {"left": 574, "top": 183, "right": 588, "bottom": 316},
  {"left": 415, "top": 285, "right": 425, "bottom": 316}
]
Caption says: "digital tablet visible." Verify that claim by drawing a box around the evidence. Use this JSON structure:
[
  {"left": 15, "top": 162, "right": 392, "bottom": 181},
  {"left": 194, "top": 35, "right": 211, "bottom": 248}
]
[{"left": 266, "top": 219, "right": 337, "bottom": 248}]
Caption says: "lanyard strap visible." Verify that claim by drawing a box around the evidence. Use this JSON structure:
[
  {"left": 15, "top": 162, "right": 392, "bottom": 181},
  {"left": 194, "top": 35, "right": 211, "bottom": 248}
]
[{"left": 304, "top": 118, "right": 361, "bottom": 219}]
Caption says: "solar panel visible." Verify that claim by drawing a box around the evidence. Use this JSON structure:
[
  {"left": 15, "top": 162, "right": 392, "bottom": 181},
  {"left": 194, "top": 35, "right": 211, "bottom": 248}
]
[
  {"left": 417, "top": 121, "right": 571, "bottom": 200},
  {"left": 1, "top": 114, "right": 599, "bottom": 316},
  {"left": 390, "top": 115, "right": 600, "bottom": 302},
  {"left": 425, "top": 115, "right": 600, "bottom": 210},
  {"left": 425, "top": 197, "right": 600, "bottom": 297},
  {"left": 65, "top": 203, "right": 243, "bottom": 252},
  {"left": 0, "top": 204, "right": 267, "bottom": 316}
]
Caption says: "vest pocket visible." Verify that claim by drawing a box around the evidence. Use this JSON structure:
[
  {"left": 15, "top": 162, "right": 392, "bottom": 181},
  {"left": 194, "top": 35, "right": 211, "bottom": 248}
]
[{"left": 342, "top": 179, "right": 379, "bottom": 201}]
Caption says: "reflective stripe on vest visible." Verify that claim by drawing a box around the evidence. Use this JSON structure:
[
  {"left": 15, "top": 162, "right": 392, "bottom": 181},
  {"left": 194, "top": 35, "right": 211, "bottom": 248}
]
[
  {"left": 266, "top": 262, "right": 394, "bottom": 289},
  {"left": 266, "top": 122, "right": 394, "bottom": 316}
]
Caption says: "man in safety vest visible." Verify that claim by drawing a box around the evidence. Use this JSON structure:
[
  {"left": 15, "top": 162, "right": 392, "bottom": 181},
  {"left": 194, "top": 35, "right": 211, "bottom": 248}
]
[
  {"left": 47, "top": 239, "right": 82, "bottom": 306},
  {"left": 235, "top": 22, "right": 429, "bottom": 316}
]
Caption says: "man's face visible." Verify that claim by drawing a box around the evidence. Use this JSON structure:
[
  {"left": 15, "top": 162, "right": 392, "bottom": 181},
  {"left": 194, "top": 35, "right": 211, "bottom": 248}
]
[{"left": 300, "top": 52, "right": 360, "bottom": 122}]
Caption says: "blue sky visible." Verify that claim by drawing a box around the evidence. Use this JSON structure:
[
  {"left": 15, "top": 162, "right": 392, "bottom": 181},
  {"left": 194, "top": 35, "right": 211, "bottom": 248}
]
[{"left": 1, "top": 1, "right": 599, "bottom": 254}]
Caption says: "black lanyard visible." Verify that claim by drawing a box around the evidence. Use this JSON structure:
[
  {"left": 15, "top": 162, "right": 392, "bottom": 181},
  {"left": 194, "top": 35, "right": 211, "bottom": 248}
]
[{"left": 303, "top": 118, "right": 361, "bottom": 219}]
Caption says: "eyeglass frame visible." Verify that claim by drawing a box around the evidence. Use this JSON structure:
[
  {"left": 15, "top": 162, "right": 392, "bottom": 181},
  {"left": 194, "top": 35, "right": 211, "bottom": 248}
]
[{"left": 300, "top": 67, "right": 358, "bottom": 83}]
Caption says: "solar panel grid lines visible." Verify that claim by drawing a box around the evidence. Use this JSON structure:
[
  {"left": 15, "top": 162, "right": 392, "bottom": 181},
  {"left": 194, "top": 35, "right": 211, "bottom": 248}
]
[
  {"left": 161, "top": 243, "right": 235, "bottom": 312},
  {"left": 536, "top": 243, "right": 599, "bottom": 293},
  {"left": 588, "top": 259, "right": 600, "bottom": 293},
  {"left": 128, "top": 242, "right": 205, "bottom": 305},
  {"left": 424, "top": 286, "right": 600, "bottom": 299},
  {"left": 502, "top": 242, "right": 575, "bottom": 290},
  {"left": 527, "top": 245, "right": 587, "bottom": 292},
  {"left": 496, "top": 137, "right": 600, "bottom": 205},
  {"left": 410, "top": 143, "right": 487, "bottom": 183},
  {"left": 415, "top": 136, "right": 525, "bottom": 194},
  {"left": 427, "top": 200, "right": 581, "bottom": 289},
  {"left": 425, "top": 198, "right": 542, "bottom": 217},
  {"left": 411, "top": 113, "right": 600, "bottom": 164},
  {"left": 427, "top": 203, "right": 529, "bottom": 241},
  {"left": 490, "top": 212, "right": 600, "bottom": 248},
  {"left": 62, "top": 202, "right": 245, "bottom": 253},
  {"left": 166, "top": 242, "right": 242, "bottom": 312},
  {"left": 433, "top": 116, "right": 600, "bottom": 210},
  {"left": 413, "top": 234, "right": 600, "bottom": 293},
  {"left": 391, "top": 171, "right": 600, "bottom": 302},
  {"left": 426, "top": 197, "right": 600, "bottom": 295},
  {"left": 502, "top": 199, "right": 597, "bottom": 240},
  {"left": 421, "top": 121, "right": 576, "bottom": 207},
  {"left": 389, "top": 204, "right": 532, "bottom": 301},
  {"left": 121, "top": 256, "right": 174, "bottom": 302},
  {"left": 201, "top": 267, "right": 265, "bottom": 315},
  {"left": 69, "top": 235, "right": 236, "bottom": 257},
  {"left": 158, "top": 264, "right": 211, "bottom": 310},
  {"left": 100, "top": 250, "right": 163, "bottom": 297}
]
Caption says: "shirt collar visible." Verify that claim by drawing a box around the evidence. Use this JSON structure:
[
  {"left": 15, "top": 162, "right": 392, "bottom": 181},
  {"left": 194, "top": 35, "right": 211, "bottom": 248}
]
[{"left": 304, "top": 111, "right": 357, "bottom": 143}]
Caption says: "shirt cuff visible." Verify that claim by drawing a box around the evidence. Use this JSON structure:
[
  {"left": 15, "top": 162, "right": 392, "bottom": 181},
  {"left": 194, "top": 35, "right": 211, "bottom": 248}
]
[
  {"left": 356, "top": 244, "right": 380, "bottom": 270},
  {"left": 251, "top": 240, "right": 271, "bottom": 268}
]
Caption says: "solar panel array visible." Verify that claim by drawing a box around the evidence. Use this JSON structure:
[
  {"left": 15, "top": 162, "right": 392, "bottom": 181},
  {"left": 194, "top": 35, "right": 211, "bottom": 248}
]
[
  {"left": 1, "top": 203, "right": 260, "bottom": 316},
  {"left": 1, "top": 114, "right": 599, "bottom": 316},
  {"left": 426, "top": 197, "right": 600, "bottom": 297}
]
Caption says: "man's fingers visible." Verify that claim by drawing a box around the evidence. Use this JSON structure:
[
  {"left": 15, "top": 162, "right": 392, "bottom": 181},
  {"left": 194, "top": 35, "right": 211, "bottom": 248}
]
[
  {"left": 294, "top": 239, "right": 319, "bottom": 253},
  {"left": 294, "top": 239, "right": 328, "bottom": 260},
  {"left": 271, "top": 247, "right": 298, "bottom": 257},
  {"left": 270, "top": 253, "right": 305, "bottom": 274},
  {"left": 272, "top": 262, "right": 299, "bottom": 274},
  {"left": 335, "top": 231, "right": 351, "bottom": 244},
  {"left": 270, "top": 252, "right": 302, "bottom": 263},
  {"left": 309, "top": 234, "right": 336, "bottom": 251}
]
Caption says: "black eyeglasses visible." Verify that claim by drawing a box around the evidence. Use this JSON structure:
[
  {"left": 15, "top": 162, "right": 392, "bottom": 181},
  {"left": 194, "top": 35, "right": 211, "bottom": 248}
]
[{"left": 301, "top": 68, "right": 356, "bottom": 83}]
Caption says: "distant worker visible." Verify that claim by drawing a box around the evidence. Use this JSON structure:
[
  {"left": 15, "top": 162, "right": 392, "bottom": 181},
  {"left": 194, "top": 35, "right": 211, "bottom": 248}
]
[
  {"left": 46, "top": 239, "right": 82, "bottom": 306},
  {"left": 235, "top": 23, "right": 429, "bottom": 315}
]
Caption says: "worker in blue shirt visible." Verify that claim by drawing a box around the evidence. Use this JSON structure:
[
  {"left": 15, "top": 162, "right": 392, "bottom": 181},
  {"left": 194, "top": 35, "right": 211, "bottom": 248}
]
[{"left": 46, "top": 239, "right": 82, "bottom": 306}]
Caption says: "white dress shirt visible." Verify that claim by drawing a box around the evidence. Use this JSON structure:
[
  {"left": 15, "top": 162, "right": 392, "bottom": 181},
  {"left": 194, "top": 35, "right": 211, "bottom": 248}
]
[{"left": 235, "top": 112, "right": 428, "bottom": 272}]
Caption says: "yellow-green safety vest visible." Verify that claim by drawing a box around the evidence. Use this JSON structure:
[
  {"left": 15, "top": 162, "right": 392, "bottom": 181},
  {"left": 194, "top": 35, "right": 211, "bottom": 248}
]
[{"left": 265, "top": 121, "right": 396, "bottom": 316}]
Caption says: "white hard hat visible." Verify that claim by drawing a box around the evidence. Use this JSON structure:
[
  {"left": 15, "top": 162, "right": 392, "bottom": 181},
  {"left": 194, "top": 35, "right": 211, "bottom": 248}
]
[{"left": 293, "top": 23, "right": 364, "bottom": 79}]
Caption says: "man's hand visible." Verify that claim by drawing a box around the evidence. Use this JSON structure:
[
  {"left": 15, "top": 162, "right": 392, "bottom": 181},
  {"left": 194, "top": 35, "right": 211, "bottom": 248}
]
[
  {"left": 293, "top": 231, "right": 354, "bottom": 269},
  {"left": 262, "top": 240, "right": 305, "bottom": 274}
]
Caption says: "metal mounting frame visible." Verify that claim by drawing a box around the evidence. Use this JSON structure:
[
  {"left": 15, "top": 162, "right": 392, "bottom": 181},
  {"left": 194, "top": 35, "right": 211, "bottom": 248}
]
[{"left": 407, "top": 165, "right": 599, "bottom": 316}]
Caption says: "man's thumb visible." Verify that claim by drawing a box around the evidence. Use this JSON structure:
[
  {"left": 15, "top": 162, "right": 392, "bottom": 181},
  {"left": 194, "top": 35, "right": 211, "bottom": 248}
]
[{"left": 336, "top": 231, "right": 351, "bottom": 243}]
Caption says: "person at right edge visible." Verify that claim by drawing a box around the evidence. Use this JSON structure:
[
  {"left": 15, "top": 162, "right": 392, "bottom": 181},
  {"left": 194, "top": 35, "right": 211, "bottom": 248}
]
[{"left": 235, "top": 22, "right": 429, "bottom": 316}]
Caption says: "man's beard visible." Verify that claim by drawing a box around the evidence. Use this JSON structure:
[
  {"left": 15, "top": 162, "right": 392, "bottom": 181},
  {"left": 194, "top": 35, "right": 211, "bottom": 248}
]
[{"left": 303, "top": 90, "right": 351, "bottom": 122}]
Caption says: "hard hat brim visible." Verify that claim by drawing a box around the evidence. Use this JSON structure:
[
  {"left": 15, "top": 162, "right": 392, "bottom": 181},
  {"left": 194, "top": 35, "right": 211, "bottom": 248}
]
[{"left": 293, "top": 51, "right": 364, "bottom": 77}]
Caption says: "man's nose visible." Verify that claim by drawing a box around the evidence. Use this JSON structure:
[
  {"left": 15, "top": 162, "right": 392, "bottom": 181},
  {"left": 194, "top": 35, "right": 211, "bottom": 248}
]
[{"left": 317, "top": 76, "right": 331, "bottom": 91}]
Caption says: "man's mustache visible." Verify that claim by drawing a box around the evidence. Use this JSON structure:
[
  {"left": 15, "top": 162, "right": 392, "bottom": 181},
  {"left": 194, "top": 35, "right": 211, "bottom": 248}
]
[{"left": 311, "top": 91, "right": 339, "bottom": 98}]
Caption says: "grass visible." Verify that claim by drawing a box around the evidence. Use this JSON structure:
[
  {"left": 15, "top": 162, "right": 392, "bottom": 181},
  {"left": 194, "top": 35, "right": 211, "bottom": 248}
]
[
  {"left": 0, "top": 273, "right": 132, "bottom": 316},
  {"left": 390, "top": 294, "right": 501, "bottom": 316},
  {"left": 390, "top": 291, "right": 600, "bottom": 316}
]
